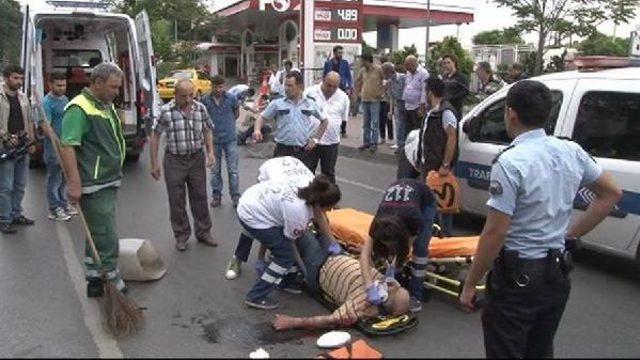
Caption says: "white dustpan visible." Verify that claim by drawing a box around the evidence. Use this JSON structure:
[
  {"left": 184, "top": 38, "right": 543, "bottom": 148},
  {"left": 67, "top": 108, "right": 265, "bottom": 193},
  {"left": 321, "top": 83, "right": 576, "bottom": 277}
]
[{"left": 119, "top": 238, "right": 167, "bottom": 281}]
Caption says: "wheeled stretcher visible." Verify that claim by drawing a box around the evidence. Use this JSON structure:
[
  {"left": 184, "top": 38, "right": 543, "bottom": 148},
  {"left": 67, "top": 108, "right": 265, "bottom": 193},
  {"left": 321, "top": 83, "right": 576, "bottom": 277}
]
[{"left": 326, "top": 208, "right": 485, "bottom": 300}]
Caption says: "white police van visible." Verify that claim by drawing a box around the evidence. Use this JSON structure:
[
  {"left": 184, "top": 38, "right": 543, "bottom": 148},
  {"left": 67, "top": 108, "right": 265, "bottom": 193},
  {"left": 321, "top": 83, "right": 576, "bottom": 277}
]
[
  {"left": 21, "top": 1, "right": 158, "bottom": 162},
  {"left": 458, "top": 59, "right": 640, "bottom": 261}
]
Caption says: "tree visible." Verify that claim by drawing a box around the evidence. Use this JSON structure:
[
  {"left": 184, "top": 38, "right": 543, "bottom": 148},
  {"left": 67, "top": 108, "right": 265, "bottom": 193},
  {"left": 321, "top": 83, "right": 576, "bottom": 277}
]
[
  {"left": 389, "top": 45, "right": 419, "bottom": 66},
  {"left": 494, "top": 0, "right": 639, "bottom": 75},
  {"left": 428, "top": 36, "right": 474, "bottom": 76},
  {"left": 472, "top": 27, "right": 524, "bottom": 45},
  {"left": 0, "top": 0, "right": 22, "bottom": 69},
  {"left": 577, "top": 32, "right": 630, "bottom": 57}
]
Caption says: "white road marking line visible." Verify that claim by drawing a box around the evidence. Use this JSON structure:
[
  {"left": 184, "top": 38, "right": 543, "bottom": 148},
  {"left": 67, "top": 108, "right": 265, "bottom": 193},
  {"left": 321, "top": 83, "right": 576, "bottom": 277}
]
[
  {"left": 336, "top": 176, "right": 385, "bottom": 194},
  {"left": 55, "top": 223, "right": 124, "bottom": 359}
]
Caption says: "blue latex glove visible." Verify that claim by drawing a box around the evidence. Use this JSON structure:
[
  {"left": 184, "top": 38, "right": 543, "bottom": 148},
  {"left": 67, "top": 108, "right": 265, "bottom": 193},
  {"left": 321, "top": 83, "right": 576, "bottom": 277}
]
[
  {"left": 385, "top": 264, "right": 396, "bottom": 281},
  {"left": 255, "top": 259, "right": 267, "bottom": 276},
  {"left": 366, "top": 283, "right": 383, "bottom": 305},
  {"left": 328, "top": 242, "right": 342, "bottom": 255}
]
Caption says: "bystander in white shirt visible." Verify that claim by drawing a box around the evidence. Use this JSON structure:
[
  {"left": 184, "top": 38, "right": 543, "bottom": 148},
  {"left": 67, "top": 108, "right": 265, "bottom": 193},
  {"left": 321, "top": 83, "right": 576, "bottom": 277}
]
[
  {"left": 304, "top": 84, "right": 350, "bottom": 145},
  {"left": 257, "top": 156, "right": 313, "bottom": 186}
]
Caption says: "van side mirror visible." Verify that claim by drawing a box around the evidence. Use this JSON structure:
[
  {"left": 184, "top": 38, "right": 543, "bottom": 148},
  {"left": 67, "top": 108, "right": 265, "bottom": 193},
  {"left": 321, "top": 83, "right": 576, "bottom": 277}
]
[{"left": 463, "top": 116, "right": 481, "bottom": 141}]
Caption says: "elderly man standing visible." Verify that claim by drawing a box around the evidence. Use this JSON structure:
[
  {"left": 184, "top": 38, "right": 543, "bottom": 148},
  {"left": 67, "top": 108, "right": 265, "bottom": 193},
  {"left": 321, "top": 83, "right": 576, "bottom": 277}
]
[
  {"left": 402, "top": 55, "right": 429, "bottom": 135},
  {"left": 59, "top": 63, "right": 126, "bottom": 297},
  {"left": 150, "top": 79, "right": 217, "bottom": 252},
  {"left": 355, "top": 53, "right": 384, "bottom": 153},
  {"left": 323, "top": 46, "right": 353, "bottom": 137},
  {"left": 253, "top": 71, "right": 328, "bottom": 170},
  {"left": 382, "top": 62, "right": 406, "bottom": 151},
  {"left": 303, "top": 72, "right": 350, "bottom": 184}
]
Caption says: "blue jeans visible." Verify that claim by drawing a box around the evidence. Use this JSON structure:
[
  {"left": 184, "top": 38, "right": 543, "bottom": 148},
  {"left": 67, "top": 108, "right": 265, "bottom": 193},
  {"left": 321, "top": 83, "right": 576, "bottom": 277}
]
[
  {"left": 44, "top": 140, "right": 68, "bottom": 211},
  {"left": 362, "top": 101, "right": 380, "bottom": 147},
  {"left": 394, "top": 106, "right": 407, "bottom": 148},
  {"left": 0, "top": 154, "right": 28, "bottom": 224},
  {"left": 241, "top": 221, "right": 297, "bottom": 302},
  {"left": 408, "top": 202, "right": 437, "bottom": 300},
  {"left": 210, "top": 142, "right": 240, "bottom": 199},
  {"left": 294, "top": 231, "right": 332, "bottom": 293}
]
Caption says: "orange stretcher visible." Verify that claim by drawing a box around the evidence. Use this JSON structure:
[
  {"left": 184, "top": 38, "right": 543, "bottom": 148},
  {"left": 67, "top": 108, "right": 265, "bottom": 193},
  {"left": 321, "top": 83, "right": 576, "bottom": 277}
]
[{"left": 327, "top": 208, "right": 485, "bottom": 299}]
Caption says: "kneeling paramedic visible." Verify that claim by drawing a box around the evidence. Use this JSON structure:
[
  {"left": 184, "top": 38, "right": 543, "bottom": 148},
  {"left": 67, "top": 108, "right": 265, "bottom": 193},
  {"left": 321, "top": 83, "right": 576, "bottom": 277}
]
[
  {"left": 460, "top": 80, "right": 622, "bottom": 358},
  {"left": 360, "top": 178, "right": 437, "bottom": 313},
  {"left": 272, "top": 231, "right": 410, "bottom": 331},
  {"left": 236, "top": 175, "right": 341, "bottom": 310}
]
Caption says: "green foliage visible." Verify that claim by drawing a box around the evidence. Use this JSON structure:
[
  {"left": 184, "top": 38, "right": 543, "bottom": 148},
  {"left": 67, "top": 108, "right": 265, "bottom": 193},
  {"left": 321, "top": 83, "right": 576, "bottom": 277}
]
[
  {"left": 110, "top": 0, "right": 227, "bottom": 64},
  {"left": 428, "top": 36, "right": 474, "bottom": 76},
  {"left": 389, "top": 45, "right": 418, "bottom": 66},
  {"left": 472, "top": 28, "right": 524, "bottom": 45},
  {"left": 494, "top": 0, "right": 639, "bottom": 74},
  {"left": 0, "top": 0, "right": 22, "bottom": 69},
  {"left": 577, "top": 32, "right": 630, "bottom": 57}
]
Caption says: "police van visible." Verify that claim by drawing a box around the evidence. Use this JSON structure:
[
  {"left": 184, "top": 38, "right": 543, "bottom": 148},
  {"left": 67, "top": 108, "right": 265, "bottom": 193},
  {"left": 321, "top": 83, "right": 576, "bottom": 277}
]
[
  {"left": 21, "top": 1, "right": 158, "bottom": 162},
  {"left": 458, "top": 58, "right": 640, "bottom": 261}
]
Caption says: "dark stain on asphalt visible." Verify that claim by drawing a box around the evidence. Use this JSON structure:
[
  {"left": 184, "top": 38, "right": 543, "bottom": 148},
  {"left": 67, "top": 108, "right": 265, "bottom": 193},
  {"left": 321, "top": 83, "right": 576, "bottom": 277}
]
[{"left": 201, "top": 317, "right": 313, "bottom": 346}]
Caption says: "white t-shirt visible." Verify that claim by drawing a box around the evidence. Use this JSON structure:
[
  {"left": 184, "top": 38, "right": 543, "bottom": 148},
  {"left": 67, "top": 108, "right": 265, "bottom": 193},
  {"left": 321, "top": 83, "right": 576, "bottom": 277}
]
[
  {"left": 304, "top": 84, "right": 350, "bottom": 145},
  {"left": 237, "top": 180, "right": 313, "bottom": 239},
  {"left": 257, "top": 156, "right": 314, "bottom": 187},
  {"left": 269, "top": 70, "right": 286, "bottom": 96}
]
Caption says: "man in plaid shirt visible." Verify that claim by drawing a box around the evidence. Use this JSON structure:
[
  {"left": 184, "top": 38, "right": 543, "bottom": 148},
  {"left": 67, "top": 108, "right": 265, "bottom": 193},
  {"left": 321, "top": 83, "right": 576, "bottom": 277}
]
[{"left": 150, "top": 79, "right": 218, "bottom": 251}]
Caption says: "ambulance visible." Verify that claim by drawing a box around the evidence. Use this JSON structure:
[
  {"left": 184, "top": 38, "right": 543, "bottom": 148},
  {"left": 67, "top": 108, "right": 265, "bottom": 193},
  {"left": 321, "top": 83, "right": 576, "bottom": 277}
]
[
  {"left": 21, "top": 1, "right": 158, "bottom": 162},
  {"left": 457, "top": 57, "right": 640, "bottom": 261}
]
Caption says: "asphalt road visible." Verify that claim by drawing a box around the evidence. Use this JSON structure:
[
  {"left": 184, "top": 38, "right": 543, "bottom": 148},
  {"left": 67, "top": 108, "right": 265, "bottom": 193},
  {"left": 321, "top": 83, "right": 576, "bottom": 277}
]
[{"left": 1, "top": 145, "right": 639, "bottom": 358}]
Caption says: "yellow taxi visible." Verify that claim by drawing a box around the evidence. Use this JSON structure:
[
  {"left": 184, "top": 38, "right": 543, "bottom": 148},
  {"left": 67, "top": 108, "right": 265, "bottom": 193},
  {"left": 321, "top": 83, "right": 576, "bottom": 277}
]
[{"left": 158, "top": 69, "right": 212, "bottom": 101}]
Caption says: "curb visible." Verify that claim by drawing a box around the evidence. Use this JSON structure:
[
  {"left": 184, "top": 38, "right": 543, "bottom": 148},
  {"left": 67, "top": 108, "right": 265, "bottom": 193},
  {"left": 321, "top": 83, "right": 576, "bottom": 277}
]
[{"left": 338, "top": 144, "right": 398, "bottom": 166}]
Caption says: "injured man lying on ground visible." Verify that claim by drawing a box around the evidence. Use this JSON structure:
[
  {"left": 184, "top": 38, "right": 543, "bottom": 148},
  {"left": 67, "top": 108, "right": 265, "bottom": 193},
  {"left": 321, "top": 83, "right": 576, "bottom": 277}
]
[{"left": 272, "top": 232, "right": 410, "bottom": 331}]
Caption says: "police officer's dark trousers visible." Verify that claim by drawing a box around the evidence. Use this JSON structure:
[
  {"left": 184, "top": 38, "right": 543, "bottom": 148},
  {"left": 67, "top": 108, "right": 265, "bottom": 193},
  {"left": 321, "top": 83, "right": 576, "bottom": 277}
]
[
  {"left": 482, "top": 252, "right": 571, "bottom": 359},
  {"left": 273, "top": 143, "right": 314, "bottom": 171}
]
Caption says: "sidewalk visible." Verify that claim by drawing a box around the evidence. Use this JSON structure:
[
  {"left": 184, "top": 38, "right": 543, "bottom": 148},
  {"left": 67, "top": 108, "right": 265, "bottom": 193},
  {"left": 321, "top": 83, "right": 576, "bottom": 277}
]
[{"left": 338, "top": 113, "right": 398, "bottom": 165}]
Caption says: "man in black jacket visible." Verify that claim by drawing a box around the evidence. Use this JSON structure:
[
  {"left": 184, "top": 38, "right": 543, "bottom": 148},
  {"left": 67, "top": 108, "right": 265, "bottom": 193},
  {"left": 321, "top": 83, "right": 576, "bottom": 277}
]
[{"left": 441, "top": 54, "right": 469, "bottom": 119}]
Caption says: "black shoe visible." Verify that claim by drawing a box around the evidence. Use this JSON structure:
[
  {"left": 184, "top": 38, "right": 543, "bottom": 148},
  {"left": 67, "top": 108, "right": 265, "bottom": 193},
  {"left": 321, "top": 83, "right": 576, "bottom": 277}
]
[
  {"left": 87, "top": 278, "right": 104, "bottom": 298},
  {"left": 358, "top": 144, "right": 370, "bottom": 151},
  {"left": 232, "top": 196, "right": 240, "bottom": 208},
  {"left": 12, "top": 215, "right": 35, "bottom": 226},
  {"left": 0, "top": 223, "right": 17, "bottom": 234},
  {"left": 245, "top": 297, "right": 280, "bottom": 310},
  {"left": 369, "top": 145, "right": 378, "bottom": 154}
]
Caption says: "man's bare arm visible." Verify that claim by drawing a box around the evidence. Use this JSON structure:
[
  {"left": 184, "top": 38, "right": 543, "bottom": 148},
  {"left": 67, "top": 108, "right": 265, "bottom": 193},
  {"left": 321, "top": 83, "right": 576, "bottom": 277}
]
[{"left": 567, "top": 171, "right": 622, "bottom": 238}]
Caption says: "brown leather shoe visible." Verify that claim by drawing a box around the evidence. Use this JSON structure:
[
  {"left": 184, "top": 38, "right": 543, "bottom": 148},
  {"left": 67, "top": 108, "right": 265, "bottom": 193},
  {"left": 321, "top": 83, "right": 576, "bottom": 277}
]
[{"left": 198, "top": 237, "right": 218, "bottom": 247}]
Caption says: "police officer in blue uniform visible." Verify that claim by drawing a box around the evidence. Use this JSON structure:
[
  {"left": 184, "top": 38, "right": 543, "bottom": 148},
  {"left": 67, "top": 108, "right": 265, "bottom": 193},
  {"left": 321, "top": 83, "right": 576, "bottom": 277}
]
[
  {"left": 252, "top": 71, "right": 328, "bottom": 170},
  {"left": 460, "top": 80, "right": 622, "bottom": 358}
]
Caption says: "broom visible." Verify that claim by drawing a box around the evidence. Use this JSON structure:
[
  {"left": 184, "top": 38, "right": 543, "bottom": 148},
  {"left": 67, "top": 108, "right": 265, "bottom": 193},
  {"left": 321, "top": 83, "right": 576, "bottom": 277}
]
[{"left": 36, "top": 100, "right": 144, "bottom": 337}]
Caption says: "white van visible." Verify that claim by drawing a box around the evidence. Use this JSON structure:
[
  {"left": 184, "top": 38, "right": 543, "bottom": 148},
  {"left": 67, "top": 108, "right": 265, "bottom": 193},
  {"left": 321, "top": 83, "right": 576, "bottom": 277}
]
[
  {"left": 21, "top": 3, "right": 158, "bottom": 162},
  {"left": 457, "top": 65, "right": 640, "bottom": 261}
]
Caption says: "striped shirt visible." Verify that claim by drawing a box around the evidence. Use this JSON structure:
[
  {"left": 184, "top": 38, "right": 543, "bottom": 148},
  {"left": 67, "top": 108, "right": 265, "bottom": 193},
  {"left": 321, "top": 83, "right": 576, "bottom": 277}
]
[
  {"left": 154, "top": 100, "right": 212, "bottom": 155},
  {"left": 319, "top": 255, "right": 384, "bottom": 326}
]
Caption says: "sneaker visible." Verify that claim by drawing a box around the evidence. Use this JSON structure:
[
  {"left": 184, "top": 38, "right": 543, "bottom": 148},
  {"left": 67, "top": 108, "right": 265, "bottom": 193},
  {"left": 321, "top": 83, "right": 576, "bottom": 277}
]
[
  {"left": 12, "top": 215, "right": 35, "bottom": 226},
  {"left": 210, "top": 197, "right": 222, "bottom": 208},
  {"left": 0, "top": 223, "right": 17, "bottom": 234},
  {"left": 357, "top": 144, "right": 370, "bottom": 151},
  {"left": 87, "top": 278, "right": 104, "bottom": 298},
  {"left": 390, "top": 144, "right": 398, "bottom": 149},
  {"left": 232, "top": 196, "right": 240, "bottom": 208},
  {"left": 64, "top": 205, "right": 79, "bottom": 216},
  {"left": 48, "top": 207, "right": 71, "bottom": 222},
  {"left": 278, "top": 281, "right": 303, "bottom": 295},
  {"left": 225, "top": 257, "right": 242, "bottom": 280},
  {"left": 245, "top": 297, "right": 280, "bottom": 310},
  {"left": 409, "top": 297, "right": 423, "bottom": 313}
]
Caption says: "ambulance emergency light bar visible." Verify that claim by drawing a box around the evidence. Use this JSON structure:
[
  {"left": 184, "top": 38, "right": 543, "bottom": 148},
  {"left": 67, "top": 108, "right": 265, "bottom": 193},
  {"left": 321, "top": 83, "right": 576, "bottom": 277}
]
[{"left": 45, "top": 0, "right": 110, "bottom": 9}]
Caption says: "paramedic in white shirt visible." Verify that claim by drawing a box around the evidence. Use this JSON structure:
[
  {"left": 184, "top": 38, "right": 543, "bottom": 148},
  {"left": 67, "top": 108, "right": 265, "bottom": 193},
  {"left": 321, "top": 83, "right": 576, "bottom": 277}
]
[
  {"left": 237, "top": 175, "right": 341, "bottom": 310},
  {"left": 225, "top": 156, "right": 314, "bottom": 280},
  {"left": 303, "top": 72, "right": 350, "bottom": 184}
]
